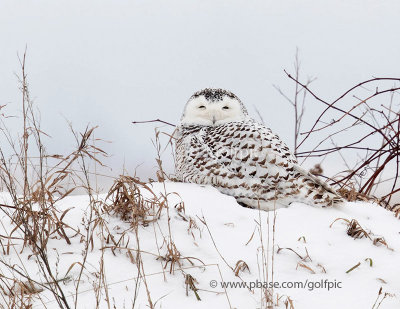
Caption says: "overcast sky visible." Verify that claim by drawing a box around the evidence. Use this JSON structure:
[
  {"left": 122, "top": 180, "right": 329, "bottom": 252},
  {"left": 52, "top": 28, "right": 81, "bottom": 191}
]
[{"left": 1, "top": 0, "right": 399, "bottom": 189}]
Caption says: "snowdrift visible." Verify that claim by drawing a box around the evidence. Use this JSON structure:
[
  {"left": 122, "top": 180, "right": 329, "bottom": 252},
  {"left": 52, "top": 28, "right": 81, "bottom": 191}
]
[{"left": 1, "top": 182, "right": 399, "bottom": 308}]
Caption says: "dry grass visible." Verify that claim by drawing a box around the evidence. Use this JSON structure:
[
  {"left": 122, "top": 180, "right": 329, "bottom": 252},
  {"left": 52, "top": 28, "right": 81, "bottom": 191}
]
[
  {"left": 0, "top": 50, "right": 114, "bottom": 309},
  {"left": 372, "top": 287, "right": 395, "bottom": 309},
  {"left": 0, "top": 51, "right": 98, "bottom": 309},
  {"left": 330, "top": 218, "right": 391, "bottom": 250},
  {"left": 96, "top": 130, "right": 211, "bottom": 307},
  {"left": 105, "top": 175, "right": 162, "bottom": 226}
]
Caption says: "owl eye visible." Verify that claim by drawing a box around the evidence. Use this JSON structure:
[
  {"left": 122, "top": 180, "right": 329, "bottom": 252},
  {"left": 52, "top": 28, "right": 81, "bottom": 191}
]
[
  {"left": 222, "top": 106, "right": 229, "bottom": 110},
  {"left": 198, "top": 105, "right": 206, "bottom": 109}
]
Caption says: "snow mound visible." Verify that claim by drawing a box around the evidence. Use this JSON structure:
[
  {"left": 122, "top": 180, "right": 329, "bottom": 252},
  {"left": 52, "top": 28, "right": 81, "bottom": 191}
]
[{"left": 1, "top": 182, "right": 399, "bottom": 308}]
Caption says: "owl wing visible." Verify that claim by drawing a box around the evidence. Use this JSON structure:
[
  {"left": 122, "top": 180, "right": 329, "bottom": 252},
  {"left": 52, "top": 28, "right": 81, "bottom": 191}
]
[
  {"left": 227, "top": 121, "right": 341, "bottom": 204},
  {"left": 182, "top": 120, "right": 297, "bottom": 183},
  {"left": 231, "top": 121, "right": 339, "bottom": 194},
  {"left": 222, "top": 121, "right": 297, "bottom": 181}
]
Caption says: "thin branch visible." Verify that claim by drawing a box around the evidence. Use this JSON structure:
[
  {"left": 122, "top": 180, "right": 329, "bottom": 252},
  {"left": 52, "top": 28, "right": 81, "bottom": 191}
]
[{"left": 132, "top": 119, "right": 176, "bottom": 127}]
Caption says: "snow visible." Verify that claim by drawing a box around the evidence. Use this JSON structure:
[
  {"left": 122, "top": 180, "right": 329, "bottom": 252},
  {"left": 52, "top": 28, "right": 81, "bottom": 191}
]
[{"left": 1, "top": 182, "right": 399, "bottom": 308}]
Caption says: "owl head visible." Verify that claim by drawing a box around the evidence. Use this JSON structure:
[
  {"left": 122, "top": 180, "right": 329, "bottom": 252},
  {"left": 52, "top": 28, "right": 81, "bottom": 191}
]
[{"left": 180, "top": 88, "right": 248, "bottom": 126}]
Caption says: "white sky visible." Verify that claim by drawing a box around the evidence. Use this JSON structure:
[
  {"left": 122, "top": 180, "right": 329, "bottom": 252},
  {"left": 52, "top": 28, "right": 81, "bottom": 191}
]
[{"left": 1, "top": 0, "right": 399, "bottom": 188}]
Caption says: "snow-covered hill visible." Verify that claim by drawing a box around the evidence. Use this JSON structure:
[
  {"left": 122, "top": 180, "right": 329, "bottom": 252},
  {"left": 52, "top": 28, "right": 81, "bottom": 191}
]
[{"left": 1, "top": 182, "right": 399, "bottom": 308}]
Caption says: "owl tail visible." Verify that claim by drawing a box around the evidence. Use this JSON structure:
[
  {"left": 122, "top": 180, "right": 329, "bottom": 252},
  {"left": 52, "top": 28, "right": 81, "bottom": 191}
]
[{"left": 293, "top": 167, "right": 344, "bottom": 207}]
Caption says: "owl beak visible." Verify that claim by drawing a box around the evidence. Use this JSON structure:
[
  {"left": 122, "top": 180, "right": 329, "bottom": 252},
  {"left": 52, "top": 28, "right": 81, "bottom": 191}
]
[{"left": 212, "top": 116, "right": 216, "bottom": 125}]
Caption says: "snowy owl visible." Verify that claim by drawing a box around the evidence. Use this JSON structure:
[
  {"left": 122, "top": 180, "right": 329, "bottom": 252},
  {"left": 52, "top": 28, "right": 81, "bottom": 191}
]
[{"left": 175, "top": 88, "right": 343, "bottom": 210}]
